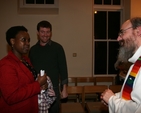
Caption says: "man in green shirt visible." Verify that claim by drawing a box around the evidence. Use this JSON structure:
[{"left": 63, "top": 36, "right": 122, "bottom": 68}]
[{"left": 29, "top": 20, "right": 68, "bottom": 113}]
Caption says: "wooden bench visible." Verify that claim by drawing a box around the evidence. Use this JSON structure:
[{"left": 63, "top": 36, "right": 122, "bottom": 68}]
[
  {"left": 82, "top": 85, "right": 109, "bottom": 113},
  {"left": 61, "top": 86, "right": 85, "bottom": 113}
]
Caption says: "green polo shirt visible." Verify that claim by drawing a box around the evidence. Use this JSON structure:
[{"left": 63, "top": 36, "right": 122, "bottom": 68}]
[{"left": 29, "top": 40, "right": 68, "bottom": 87}]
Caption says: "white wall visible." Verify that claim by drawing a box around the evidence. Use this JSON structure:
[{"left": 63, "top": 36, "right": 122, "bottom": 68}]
[{"left": 0, "top": 0, "right": 93, "bottom": 77}]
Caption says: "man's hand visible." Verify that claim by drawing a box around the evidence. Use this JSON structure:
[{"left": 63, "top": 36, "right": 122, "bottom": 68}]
[
  {"left": 60, "top": 84, "right": 68, "bottom": 99},
  {"left": 101, "top": 89, "right": 115, "bottom": 104}
]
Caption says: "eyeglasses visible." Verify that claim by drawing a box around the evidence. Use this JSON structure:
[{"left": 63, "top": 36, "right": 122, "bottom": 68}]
[{"left": 118, "top": 26, "right": 132, "bottom": 37}]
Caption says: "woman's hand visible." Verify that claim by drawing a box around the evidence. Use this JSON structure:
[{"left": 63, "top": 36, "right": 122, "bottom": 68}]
[
  {"left": 37, "top": 74, "right": 47, "bottom": 86},
  {"left": 41, "top": 83, "right": 48, "bottom": 90}
]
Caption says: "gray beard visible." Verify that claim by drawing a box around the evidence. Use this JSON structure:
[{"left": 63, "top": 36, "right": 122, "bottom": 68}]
[
  {"left": 114, "top": 33, "right": 136, "bottom": 70},
  {"left": 118, "top": 46, "right": 134, "bottom": 62},
  {"left": 114, "top": 46, "right": 135, "bottom": 69}
]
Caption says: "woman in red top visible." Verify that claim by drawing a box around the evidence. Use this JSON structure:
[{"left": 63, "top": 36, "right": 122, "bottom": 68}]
[{"left": 0, "top": 26, "right": 47, "bottom": 113}]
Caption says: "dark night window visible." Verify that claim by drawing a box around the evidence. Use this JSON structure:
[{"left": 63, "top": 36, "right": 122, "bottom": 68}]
[
  {"left": 94, "top": 0, "right": 121, "bottom": 5},
  {"left": 25, "top": 0, "right": 54, "bottom": 4},
  {"left": 113, "top": 0, "right": 121, "bottom": 5},
  {"left": 94, "top": 11, "right": 120, "bottom": 75},
  {"left": 19, "top": 0, "right": 58, "bottom": 8},
  {"left": 104, "top": 0, "right": 111, "bottom": 5},
  {"left": 26, "top": 0, "right": 34, "bottom": 4},
  {"left": 94, "top": 0, "right": 102, "bottom": 4}
]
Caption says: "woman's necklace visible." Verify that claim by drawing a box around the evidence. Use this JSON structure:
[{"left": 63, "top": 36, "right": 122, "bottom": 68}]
[{"left": 21, "top": 58, "right": 37, "bottom": 80}]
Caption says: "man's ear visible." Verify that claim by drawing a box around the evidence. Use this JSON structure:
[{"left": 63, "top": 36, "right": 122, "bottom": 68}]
[{"left": 136, "top": 26, "right": 141, "bottom": 36}]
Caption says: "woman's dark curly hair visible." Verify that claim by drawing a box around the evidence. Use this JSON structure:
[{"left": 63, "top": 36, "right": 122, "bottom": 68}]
[{"left": 6, "top": 26, "right": 28, "bottom": 46}]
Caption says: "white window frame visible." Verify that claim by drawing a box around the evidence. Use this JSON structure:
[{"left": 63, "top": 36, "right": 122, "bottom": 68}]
[
  {"left": 93, "top": 0, "right": 123, "bottom": 76},
  {"left": 19, "top": 0, "right": 59, "bottom": 8}
]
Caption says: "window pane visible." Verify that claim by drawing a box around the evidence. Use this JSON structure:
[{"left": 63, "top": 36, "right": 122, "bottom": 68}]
[
  {"left": 104, "top": 0, "right": 111, "bottom": 5},
  {"left": 94, "top": 11, "right": 107, "bottom": 39},
  {"left": 26, "top": 0, "right": 34, "bottom": 4},
  {"left": 94, "top": 0, "right": 102, "bottom": 4},
  {"left": 36, "top": 0, "right": 44, "bottom": 4},
  {"left": 94, "top": 42, "right": 107, "bottom": 74},
  {"left": 113, "top": 0, "right": 121, "bottom": 5},
  {"left": 108, "top": 42, "right": 119, "bottom": 74},
  {"left": 46, "top": 0, "right": 54, "bottom": 4},
  {"left": 108, "top": 11, "right": 120, "bottom": 39}
]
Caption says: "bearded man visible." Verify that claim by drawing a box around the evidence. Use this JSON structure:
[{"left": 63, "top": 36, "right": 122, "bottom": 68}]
[{"left": 101, "top": 17, "right": 141, "bottom": 113}]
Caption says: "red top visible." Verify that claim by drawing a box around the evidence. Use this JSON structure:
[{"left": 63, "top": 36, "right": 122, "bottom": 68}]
[{"left": 0, "top": 51, "right": 40, "bottom": 113}]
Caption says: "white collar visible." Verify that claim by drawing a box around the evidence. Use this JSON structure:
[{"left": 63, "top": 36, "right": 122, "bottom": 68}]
[{"left": 128, "top": 46, "right": 141, "bottom": 63}]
